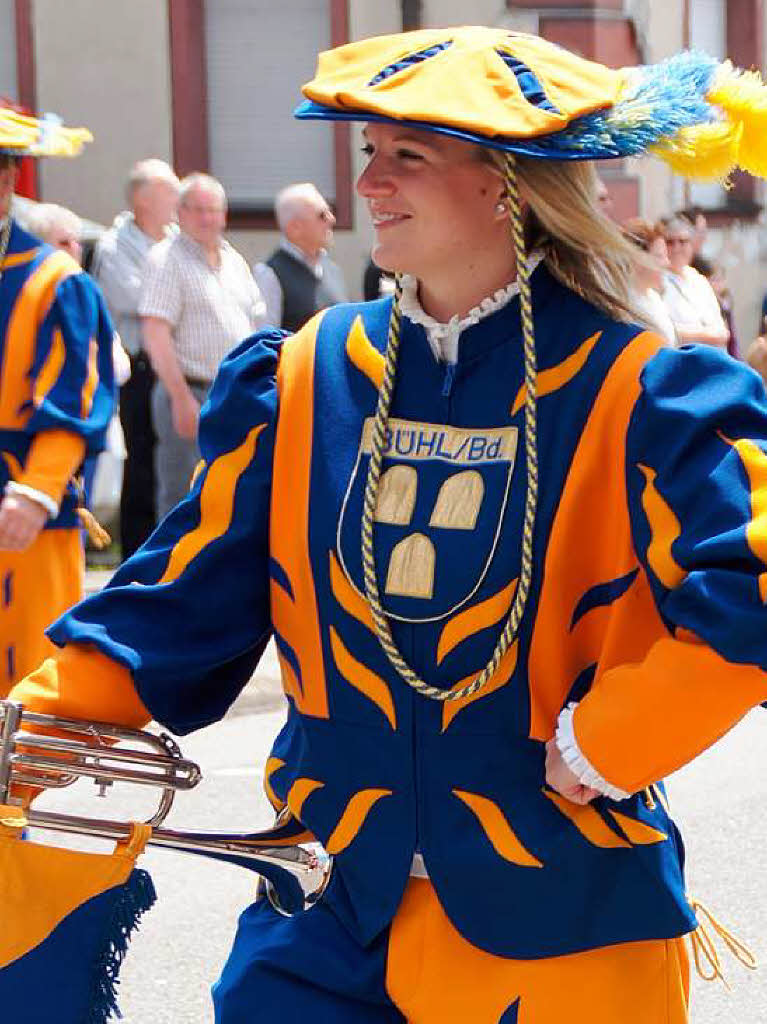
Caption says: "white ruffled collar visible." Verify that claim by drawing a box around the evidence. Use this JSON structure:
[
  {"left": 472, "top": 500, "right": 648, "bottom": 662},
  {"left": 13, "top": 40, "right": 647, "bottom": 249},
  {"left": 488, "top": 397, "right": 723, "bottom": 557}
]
[{"left": 399, "top": 251, "right": 544, "bottom": 363}]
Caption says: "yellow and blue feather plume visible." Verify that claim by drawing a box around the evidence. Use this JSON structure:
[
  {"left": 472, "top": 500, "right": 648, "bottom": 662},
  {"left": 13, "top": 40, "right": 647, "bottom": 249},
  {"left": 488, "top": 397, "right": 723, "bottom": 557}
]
[{"left": 0, "top": 106, "right": 92, "bottom": 158}]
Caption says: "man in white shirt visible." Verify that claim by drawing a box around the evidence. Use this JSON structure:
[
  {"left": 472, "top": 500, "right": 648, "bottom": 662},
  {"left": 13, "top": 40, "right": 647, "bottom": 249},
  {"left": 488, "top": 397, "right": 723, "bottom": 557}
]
[
  {"left": 254, "top": 183, "right": 347, "bottom": 331},
  {"left": 94, "top": 159, "right": 180, "bottom": 556},
  {"left": 140, "top": 173, "right": 267, "bottom": 519}
]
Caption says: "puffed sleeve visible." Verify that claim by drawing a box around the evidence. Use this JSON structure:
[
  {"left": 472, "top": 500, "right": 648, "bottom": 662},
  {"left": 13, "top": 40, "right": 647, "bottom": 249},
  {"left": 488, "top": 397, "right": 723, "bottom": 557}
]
[
  {"left": 566, "top": 346, "right": 767, "bottom": 793},
  {"left": 11, "top": 330, "right": 285, "bottom": 735},
  {"left": 25, "top": 271, "right": 115, "bottom": 452}
]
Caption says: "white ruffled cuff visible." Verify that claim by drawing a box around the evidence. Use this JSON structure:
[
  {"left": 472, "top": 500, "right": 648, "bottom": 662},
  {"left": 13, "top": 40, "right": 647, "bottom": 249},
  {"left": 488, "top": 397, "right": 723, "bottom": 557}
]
[
  {"left": 555, "top": 702, "right": 631, "bottom": 802},
  {"left": 4, "top": 481, "right": 58, "bottom": 519}
]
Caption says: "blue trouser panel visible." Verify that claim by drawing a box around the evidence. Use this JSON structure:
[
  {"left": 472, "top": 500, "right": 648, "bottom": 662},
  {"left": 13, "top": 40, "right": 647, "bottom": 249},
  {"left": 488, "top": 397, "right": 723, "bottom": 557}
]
[
  {"left": 212, "top": 896, "right": 404, "bottom": 1024},
  {"left": 212, "top": 879, "right": 689, "bottom": 1024}
]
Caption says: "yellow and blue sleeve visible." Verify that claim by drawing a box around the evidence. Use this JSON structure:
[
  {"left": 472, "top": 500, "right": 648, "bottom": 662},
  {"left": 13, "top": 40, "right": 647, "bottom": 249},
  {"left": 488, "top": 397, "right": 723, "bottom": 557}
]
[
  {"left": 24, "top": 272, "right": 115, "bottom": 457},
  {"left": 572, "top": 346, "right": 767, "bottom": 792},
  {"left": 12, "top": 330, "right": 285, "bottom": 735}
]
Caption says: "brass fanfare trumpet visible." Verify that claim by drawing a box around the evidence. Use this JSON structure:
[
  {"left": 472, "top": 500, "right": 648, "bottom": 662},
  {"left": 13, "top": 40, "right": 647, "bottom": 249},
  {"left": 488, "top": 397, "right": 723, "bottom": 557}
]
[{"left": 0, "top": 699, "right": 331, "bottom": 914}]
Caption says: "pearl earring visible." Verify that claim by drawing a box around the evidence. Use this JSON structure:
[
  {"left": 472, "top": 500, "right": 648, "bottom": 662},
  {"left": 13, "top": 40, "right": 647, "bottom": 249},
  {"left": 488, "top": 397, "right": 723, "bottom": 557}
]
[{"left": 495, "top": 201, "right": 507, "bottom": 214}]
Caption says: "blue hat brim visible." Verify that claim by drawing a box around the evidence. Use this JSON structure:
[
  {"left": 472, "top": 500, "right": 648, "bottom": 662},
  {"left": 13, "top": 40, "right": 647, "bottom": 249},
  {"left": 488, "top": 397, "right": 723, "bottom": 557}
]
[{"left": 294, "top": 99, "right": 629, "bottom": 161}]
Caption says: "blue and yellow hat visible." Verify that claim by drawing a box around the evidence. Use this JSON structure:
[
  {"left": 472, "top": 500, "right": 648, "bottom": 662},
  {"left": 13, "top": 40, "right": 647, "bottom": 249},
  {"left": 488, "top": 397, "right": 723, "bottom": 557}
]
[
  {"left": 296, "top": 25, "right": 767, "bottom": 182},
  {"left": 295, "top": 27, "right": 767, "bottom": 705},
  {"left": 0, "top": 105, "right": 92, "bottom": 158}
]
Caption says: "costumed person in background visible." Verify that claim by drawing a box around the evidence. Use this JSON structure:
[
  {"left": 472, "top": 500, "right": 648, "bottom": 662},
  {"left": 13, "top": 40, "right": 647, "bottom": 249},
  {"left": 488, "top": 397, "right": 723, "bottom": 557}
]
[
  {"left": 661, "top": 213, "right": 731, "bottom": 349},
  {"left": 0, "top": 107, "right": 114, "bottom": 697},
  {"left": 10, "top": 28, "right": 767, "bottom": 1023},
  {"left": 24, "top": 202, "right": 131, "bottom": 511},
  {"left": 622, "top": 217, "right": 676, "bottom": 345}
]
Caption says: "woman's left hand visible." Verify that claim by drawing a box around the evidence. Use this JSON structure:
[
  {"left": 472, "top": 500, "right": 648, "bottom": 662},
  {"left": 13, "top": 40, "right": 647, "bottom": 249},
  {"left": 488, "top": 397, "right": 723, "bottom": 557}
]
[
  {"left": 0, "top": 491, "right": 48, "bottom": 550},
  {"left": 544, "top": 738, "right": 600, "bottom": 805}
]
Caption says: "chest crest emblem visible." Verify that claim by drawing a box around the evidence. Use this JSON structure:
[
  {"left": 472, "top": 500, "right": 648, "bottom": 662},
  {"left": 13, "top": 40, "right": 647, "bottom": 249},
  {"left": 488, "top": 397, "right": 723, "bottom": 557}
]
[{"left": 337, "top": 417, "right": 518, "bottom": 622}]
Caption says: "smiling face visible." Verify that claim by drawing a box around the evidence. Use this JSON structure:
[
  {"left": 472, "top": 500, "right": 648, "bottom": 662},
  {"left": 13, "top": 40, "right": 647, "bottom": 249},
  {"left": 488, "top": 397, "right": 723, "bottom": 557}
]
[{"left": 356, "top": 123, "right": 513, "bottom": 308}]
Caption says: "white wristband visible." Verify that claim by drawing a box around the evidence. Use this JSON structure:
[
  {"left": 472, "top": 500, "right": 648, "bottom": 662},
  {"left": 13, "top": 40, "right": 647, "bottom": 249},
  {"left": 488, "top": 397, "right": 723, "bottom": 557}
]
[
  {"left": 555, "top": 702, "right": 631, "bottom": 801},
  {"left": 4, "top": 481, "right": 59, "bottom": 519}
]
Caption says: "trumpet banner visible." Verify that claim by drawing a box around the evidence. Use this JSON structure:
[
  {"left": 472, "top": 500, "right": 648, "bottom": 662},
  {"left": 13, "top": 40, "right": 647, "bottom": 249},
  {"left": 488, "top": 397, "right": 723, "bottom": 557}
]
[{"left": 0, "top": 808, "right": 155, "bottom": 1024}]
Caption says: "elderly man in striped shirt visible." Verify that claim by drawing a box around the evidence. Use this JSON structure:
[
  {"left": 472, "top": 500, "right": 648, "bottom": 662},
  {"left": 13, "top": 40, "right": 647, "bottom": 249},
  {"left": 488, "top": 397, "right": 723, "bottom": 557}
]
[{"left": 140, "top": 173, "right": 267, "bottom": 520}]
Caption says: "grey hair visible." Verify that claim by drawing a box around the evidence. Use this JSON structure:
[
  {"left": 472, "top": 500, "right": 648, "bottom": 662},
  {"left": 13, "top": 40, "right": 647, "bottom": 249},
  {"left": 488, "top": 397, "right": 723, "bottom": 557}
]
[
  {"left": 24, "top": 202, "right": 82, "bottom": 244},
  {"left": 274, "top": 183, "right": 324, "bottom": 231},
  {"left": 179, "top": 172, "right": 226, "bottom": 207},
  {"left": 127, "top": 159, "right": 179, "bottom": 203}
]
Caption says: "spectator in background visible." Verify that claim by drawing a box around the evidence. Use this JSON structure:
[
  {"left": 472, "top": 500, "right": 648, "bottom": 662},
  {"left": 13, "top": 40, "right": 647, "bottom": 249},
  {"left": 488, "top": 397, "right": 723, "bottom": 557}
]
[
  {"left": 595, "top": 176, "right": 613, "bottom": 217},
  {"left": 661, "top": 215, "right": 730, "bottom": 349},
  {"left": 24, "top": 202, "right": 83, "bottom": 263},
  {"left": 30, "top": 200, "right": 132, "bottom": 511},
  {"left": 746, "top": 334, "right": 767, "bottom": 387},
  {"left": 678, "top": 205, "right": 708, "bottom": 257},
  {"left": 622, "top": 217, "right": 676, "bottom": 345},
  {"left": 94, "top": 159, "right": 180, "bottom": 557},
  {"left": 26, "top": 202, "right": 131, "bottom": 513},
  {"left": 362, "top": 254, "right": 395, "bottom": 301},
  {"left": 254, "top": 183, "right": 347, "bottom": 331},
  {"left": 691, "top": 254, "right": 740, "bottom": 359},
  {"left": 140, "top": 172, "right": 267, "bottom": 519}
]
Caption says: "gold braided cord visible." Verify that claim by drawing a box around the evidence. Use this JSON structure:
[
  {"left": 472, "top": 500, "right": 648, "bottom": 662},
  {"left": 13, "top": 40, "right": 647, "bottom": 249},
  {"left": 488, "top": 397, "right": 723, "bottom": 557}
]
[
  {"left": 688, "top": 897, "right": 758, "bottom": 988},
  {"left": 0, "top": 208, "right": 12, "bottom": 286},
  {"left": 360, "top": 153, "right": 538, "bottom": 702}
]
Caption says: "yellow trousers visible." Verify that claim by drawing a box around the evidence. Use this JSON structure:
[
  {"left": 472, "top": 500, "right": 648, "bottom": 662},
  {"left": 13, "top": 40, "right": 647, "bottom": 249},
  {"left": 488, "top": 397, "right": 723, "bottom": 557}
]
[
  {"left": 386, "top": 879, "right": 690, "bottom": 1023},
  {"left": 0, "top": 528, "right": 83, "bottom": 698}
]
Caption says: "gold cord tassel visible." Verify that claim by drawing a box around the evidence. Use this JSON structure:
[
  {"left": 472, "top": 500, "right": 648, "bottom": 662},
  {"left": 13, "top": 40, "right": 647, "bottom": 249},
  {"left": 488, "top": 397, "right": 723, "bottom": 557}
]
[
  {"left": 688, "top": 897, "right": 758, "bottom": 988},
  {"left": 77, "top": 506, "right": 111, "bottom": 549}
]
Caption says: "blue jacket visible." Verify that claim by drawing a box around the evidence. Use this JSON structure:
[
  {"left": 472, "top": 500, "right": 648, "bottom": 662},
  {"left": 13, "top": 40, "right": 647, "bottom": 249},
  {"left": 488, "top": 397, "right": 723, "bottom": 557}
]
[
  {"left": 0, "top": 220, "right": 114, "bottom": 527},
  {"left": 49, "top": 264, "right": 767, "bottom": 955}
]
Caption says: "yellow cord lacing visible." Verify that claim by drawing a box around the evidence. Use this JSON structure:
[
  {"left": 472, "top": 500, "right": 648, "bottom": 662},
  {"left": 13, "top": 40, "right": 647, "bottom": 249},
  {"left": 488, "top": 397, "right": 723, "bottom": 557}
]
[
  {"left": 360, "top": 153, "right": 538, "bottom": 702},
  {"left": 688, "top": 897, "right": 758, "bottom": 987},
  {"left": 0, "top": 209, "right": 13, "bottom": 282}
]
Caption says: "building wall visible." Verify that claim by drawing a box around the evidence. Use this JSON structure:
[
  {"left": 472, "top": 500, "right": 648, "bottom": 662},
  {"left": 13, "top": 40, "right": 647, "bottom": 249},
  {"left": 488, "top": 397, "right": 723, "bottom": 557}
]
[
  {"left": 24, "top": 0, "right": 767, "bottom": 335},
  {"left": 0, "top": 0, "right": 18, "bottom": 100},
  {"left": 229, "top": 0, "right": 402, "bottom": 296},
  {"left": 421, "top": 0, "right": 504, "bottom": 25},
  {"left": 35, "top": 0, "right": 173, "bottom": 226}
]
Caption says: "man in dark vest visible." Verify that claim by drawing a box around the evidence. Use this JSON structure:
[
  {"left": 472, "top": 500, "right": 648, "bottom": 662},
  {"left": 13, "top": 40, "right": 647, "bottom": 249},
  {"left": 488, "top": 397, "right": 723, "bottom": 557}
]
[{"left": 254, "top": 183, "right": 348, "bottom": 332}]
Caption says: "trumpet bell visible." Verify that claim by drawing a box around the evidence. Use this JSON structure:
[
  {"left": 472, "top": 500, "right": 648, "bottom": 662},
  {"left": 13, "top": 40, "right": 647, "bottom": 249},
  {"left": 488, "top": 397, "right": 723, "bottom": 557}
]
[{"left": 0, "top": 700, "right": 332, "bottom": 914}]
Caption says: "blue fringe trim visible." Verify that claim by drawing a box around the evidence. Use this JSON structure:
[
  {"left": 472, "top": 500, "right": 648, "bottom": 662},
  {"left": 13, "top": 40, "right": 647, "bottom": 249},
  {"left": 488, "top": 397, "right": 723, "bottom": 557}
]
[{"left": 86, "top": 868, "right": 157, "bottom": 1024}]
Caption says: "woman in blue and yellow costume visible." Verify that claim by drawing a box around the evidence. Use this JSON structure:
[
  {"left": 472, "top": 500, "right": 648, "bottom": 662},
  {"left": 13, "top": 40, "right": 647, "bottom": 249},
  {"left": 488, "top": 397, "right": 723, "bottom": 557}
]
[
  {"left": 11, "top": 27, "right": 767, "bottom": 1023},
  {"left": 0, "top": 108, "right": 113, "bottom": 696}
]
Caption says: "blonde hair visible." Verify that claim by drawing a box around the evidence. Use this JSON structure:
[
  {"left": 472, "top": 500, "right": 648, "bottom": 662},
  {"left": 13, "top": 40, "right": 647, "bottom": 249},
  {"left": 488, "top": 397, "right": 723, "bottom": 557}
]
[{"left": 484, "top": 150, "right": 650, "bottom": 328}]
